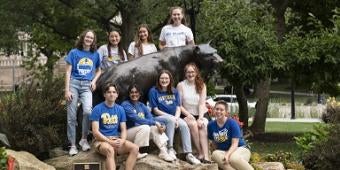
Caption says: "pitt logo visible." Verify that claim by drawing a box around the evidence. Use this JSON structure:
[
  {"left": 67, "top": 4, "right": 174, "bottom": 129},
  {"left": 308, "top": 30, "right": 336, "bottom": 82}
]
[
  {"left": 137, "top": 112, "right": 145, "bottom": 119},
  {"left": 213, "top": 128, "right": 228, "bottom": 143},
  {"left": 101, "top": 113, "right": 118, "bottom": 124}
]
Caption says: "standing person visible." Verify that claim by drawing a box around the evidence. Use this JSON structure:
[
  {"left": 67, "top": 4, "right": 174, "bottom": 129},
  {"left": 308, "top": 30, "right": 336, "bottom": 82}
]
[
  {"left": 64, "top": 29, "right": 102, "bottom": 156},
  {"left": 148, "top": 70, "right": 201, "bottom": 165},
  {"left": 208, "top": 101, "right": 253, "bottom": 170},
  {"left": 159, "top": 6, "right": 194, "bottom": 49},
  {"left": 177, "top": 63, "right": 211, "bottom": 163},
  {"left": 121, "top": 84, "right": 174, "bottom": 162},
  {"left": 90, "top": 83, "right": 138, "bottom": 170},
  {"left": 127, "top": 24, "right": 157, "bottom": 60},
  {"left": 97, "top": 30, "right": 128, "bottom": 70}
]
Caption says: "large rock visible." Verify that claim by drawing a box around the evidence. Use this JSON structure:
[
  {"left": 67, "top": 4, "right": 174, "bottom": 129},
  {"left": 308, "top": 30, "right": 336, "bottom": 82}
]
[
  {"left": 253, "top": 162, "right": 285, "bottom": 170},
  {"left": 45, "top": 148, "right": 218, "bottom": 170},
  {"left": 6, "top": 149, "right": 55, "bottom": 170}
]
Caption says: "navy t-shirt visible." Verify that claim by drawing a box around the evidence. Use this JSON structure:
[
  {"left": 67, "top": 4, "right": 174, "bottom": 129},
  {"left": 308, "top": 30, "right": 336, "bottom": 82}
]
[
  {"left": 121, "top": 100, "right": 156, "bottom": 128},
  {"left": 208, "top": 118, "right": 246, "bottom": 150}
]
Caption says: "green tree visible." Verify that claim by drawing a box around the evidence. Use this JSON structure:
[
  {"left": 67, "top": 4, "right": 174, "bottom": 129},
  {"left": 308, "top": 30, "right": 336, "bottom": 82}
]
[{"left": 198, "top": 0, "right": 283, "bottom": 132}]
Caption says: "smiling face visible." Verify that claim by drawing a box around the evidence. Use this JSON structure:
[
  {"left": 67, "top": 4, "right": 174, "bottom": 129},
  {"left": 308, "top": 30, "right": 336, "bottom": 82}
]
[
  {"left": 138, "top": 27, "right": 149, "bottom": 42},
  {"left": 108, "top": 31, "right": 121, "bottom": 46},
  {"left": 159, "top": 72, "right": 171, "bottom": 89},
  {"left": 214, "top": 103, "right": 228, "bottom": 120},
  {"left": 129, "top": 87, "right": 141, "bottom": 102},
  {"left": 185, "top": 65, "right": 197, "bottom": 82},
  {"left": 83, "top": 31, "right": 95, "bottom": 49},
  {"left": 171, "top": 8, "right": 184, "bottom": 26}
]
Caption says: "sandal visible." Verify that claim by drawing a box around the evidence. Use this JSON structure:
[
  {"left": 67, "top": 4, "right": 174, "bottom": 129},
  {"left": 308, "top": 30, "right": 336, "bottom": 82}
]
[{"left": 200, "top": 159, "right": 213, "bottom": 164}]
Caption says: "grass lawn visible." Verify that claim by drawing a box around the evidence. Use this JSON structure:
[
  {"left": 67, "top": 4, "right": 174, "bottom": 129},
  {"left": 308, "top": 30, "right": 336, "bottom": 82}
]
[{"left": 248, "top": 121, "right": 321, "bottom": 161}]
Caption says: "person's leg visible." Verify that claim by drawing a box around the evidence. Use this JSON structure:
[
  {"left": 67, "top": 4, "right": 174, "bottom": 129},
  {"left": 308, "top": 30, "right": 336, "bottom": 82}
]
[
  {"left": 150, "top": 126, "right": 173, "bottom": 162},
  {"left": 211, "top": 150, "right": 235, "bottom": 170},
  {"left": 198, "top": 118, "right": 210, "bottom": 160},
  {"left": 117, "top": 140, "right": 139, "bottom": 170},
  {"left": 177, "top": 118, "right": 192, "bottom": 153},
  {"left": 67, "top": 80, "right": 79, "bottom": 147},
  {"left": 184, "top": 117, "right": 202, "bottom": 157},
  {"left": 229, "top": 147, "right": 253, "bottom": 170},
  {"left": 79, "top": 81, "right": 92, "bottom": 140},
  {"left": 95, "top": 142, "right": 116, "bottom": 170},
  {"left": 154, "top": 115, "right": 175, "bottom": 148},
  {"left": 126, "top": 125, "right": 150, "bottom": 147}
]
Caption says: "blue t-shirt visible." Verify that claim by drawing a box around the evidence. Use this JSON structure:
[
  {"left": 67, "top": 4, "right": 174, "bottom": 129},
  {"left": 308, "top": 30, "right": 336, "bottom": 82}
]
[
  {"left": 90, "top": 102, "right": 126, "bottom": 137},
  {"left": 208, "top": 118, "right": 246, "bottom": 150},
  {"left": 148, "top": 86, "right": 180, "bottom": 116},
  {"left": 121, "top": 100, "right": 156, "bottom": 128},
  {"left": 65, "top": 48, "right": 100, "bottom": 81}
]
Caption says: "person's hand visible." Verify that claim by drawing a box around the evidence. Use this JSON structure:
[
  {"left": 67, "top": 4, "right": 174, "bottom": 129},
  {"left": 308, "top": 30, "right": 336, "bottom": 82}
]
[
  {"left": 223, "top": 154, "right": 230, "bottom": 164},
  {"left": 65, "top": 90, "right": 73, "bottom": 101},
  {"left": 174, "top": 117, "right": 179, "bottom": 128},
  {"left": 184, "top": 114, "right": 195, "bottom": 122},
  {"left": 90, "top": 81, "right": 96, "bottom": 91},
  {"left": 109, "top": 137, "right": 123, "bottom": 148},
  {"left": 197, "top": 118, "right": 204, "bottom": 128},
  {"left": 155, "top": 122, "right": 166, "bottom": 134}
]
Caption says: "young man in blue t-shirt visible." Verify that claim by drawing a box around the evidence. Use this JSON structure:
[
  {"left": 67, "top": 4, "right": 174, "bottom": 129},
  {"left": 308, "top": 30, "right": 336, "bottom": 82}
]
[
  {"left": 207, "top": 101, "right": 253, "bottom": 170},
  {"left": 90, "top": 83, "right": 138, "bottom": 170}
]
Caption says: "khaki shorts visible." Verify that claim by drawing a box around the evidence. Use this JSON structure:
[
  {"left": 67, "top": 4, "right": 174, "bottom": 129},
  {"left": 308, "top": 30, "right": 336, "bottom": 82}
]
[{"left": 93, "top": 136, "right": 118, "bottom": 153}]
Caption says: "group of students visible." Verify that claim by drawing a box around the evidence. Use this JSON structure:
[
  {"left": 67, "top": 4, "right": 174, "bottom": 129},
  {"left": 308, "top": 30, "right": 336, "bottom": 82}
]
[{"left": 64, "top": 6, "right": 253, "bottom": 170}]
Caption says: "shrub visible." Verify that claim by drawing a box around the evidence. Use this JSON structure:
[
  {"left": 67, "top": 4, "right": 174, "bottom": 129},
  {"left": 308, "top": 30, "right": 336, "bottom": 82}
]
[
  {"left": 297, "top": 97, "right": 340, "bottom": 169},
  {"left": 322, "top": 97, "right": 340, "bottom": 123},
  {"left": 0, "top": 147, "right": 6, "bottom": 170},
  {"left": 0, "top": 77, "right": 66, "bottom": 159},
  {"left": 264, "top": 151, "right": 294, "bottom": 168}
]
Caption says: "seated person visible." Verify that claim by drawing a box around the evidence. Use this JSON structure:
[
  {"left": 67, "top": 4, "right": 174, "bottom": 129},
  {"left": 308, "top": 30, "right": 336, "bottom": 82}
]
[
  {"left": 148, "top": 70, "right": 201, "bottom": 165},
  {"left": 90, "top": 83, "right": 138, "bottom": 170},
  {"left": 121, "top": 84, "right": 174, "bottom": 162},
  {"left": 208, "top": 100, "right": 253, "bottom": 170}
]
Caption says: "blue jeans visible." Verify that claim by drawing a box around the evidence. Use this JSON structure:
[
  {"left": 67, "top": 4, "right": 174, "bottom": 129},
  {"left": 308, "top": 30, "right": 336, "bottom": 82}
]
[
  {"left": 155, "top": 114, "right": 192, "bottom": 153},
  {"left": 67, "top": 79, "right": 92, "bottom": 145}
]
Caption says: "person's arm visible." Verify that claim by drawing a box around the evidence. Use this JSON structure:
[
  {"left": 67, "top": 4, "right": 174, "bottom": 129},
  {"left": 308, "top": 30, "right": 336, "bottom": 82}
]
[
  {"left": 119, "top": 122, "right": 127, "bottom": 144},
  {"left": 159, "top": 41, "right": 166, "bottom": 50},
  {"left": 186, "top": 28, "right": 195, "bottom": 45},
  {"left": 122, "top": 102, "right": 156, "bottom": 125},
  {"left": 91, "top": 67, "right": 101, "bottom": 91},
  {"left": 198, "top": 84, "right": 207, "bottom": 120},
  {"left": 92, "top": 121, "right": 118, "bottom": 148},
  {"left": 127, "top": 42, "right": 135, "bottom": 60},
  {"left": 64, "top": 64, "right": 72, "bottom": 101},
  {"left": 224, "top": 138, "right": 239, "bottom": 164}
]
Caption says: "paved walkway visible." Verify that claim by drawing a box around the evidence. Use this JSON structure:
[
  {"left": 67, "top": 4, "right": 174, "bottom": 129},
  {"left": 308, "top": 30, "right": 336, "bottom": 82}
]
[{"left": 249, "top": 118, "right": 322, "bottom": 123}]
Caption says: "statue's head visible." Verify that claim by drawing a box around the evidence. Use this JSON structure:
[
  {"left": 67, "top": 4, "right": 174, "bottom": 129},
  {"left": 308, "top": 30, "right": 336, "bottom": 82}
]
[{"left": 194, "top": 43, "right": 223, "bottom": 69}]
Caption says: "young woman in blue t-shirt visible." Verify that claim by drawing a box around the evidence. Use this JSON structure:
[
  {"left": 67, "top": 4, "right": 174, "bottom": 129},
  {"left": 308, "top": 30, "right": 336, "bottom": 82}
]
[
  {"left": 208, "top": 101, "right": 253, "bottom": 170},
  {"left": 148, "top": 70, "right": 200, "bottom": 165},
  {"left": 64, "top": 29, "right": 102, "bottom": 156}
]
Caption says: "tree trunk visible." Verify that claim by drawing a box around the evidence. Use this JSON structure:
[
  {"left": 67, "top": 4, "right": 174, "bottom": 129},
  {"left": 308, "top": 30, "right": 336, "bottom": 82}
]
[
  {"left": 250, "top": 78, "right": 271, "bottom": 134},
  {"left": 291, "top": 77, "right": 296, "bottom": 119},
  {"left": 235, "top": 83, "right": 249, "bottom": 128},
  {"left": 120, "top": 11, "right": 136, "bottom": 51}
]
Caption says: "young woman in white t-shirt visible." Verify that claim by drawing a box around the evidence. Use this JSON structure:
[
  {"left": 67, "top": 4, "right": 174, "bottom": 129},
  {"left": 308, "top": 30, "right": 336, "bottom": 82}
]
[
  {"left": 97, "top": 30, "right": 128, "bottom": 70},
  {"left": 128, "top": 24, "right": 157, "bottom": 60},
  {"left": 159, "top": 6, "right": 195, "bottom": 49}
]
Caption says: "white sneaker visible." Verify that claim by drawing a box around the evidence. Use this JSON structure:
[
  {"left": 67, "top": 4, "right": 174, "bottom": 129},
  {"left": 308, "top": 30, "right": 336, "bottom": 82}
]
[
  {"left": 69, "top": 146, "right": 78, "bottom": 156},
  {"left": 168, "top": 148, "right": 177, "bottom": 160},
  {"left": 79, "top": 139, "right": 91, "bottom": 151},
  {"left": 159, "top": 151, "right": 174, "bottom": 162},
  {"left": 137, "top": 153, "right": 148, "bottom": 159},
  {"left": 186, "top": 153, "right": 201, "bottom": 165}
]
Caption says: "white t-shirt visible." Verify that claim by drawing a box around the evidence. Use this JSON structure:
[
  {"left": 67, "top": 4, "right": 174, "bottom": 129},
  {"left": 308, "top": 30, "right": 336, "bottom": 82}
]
[
  {"left": 127, "top": 41, "right": 157, "bottom": 58},
  {"left": 97, "top": 44, "right": 127, "bottom": 69},
  {"left": 159, "top": 24, "right": 194, "bottom": 48},
  {"left": 179, "top": 80, "right": 208, "bottom": 116}
]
